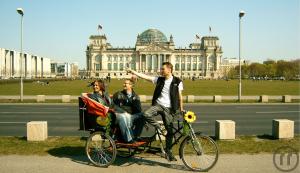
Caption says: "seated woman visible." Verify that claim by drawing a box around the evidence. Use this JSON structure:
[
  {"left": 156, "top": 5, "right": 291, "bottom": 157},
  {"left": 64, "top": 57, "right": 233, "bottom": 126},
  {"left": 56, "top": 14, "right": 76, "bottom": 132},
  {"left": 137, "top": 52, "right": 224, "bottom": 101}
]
[
  {"left": 87, "top": 79, "right": 115, "bottom": 132},
  {"left": 88, "top": 79, "right": 112, "bottom": 107}
]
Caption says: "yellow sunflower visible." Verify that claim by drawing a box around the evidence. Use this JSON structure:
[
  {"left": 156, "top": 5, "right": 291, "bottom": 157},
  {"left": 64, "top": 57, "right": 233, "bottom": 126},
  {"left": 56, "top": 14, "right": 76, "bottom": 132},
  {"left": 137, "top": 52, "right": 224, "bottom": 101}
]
[
  {"left": 184, "top": 111, "right": 196, "bottom": 123},
  {"left": 96, "top": 116, "right": 109, "bottom": 126}
]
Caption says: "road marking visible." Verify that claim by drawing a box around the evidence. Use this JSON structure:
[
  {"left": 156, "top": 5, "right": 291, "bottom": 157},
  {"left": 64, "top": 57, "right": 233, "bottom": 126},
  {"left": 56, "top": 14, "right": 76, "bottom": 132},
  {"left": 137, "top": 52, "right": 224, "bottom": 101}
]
[
  {"left": 194, "top": 121, "right": 209, "bottom": 124},
  {"left": 256, "top": 111, "right": 300, "bottom": 114},
  {"left": 0, "top": 112, "right": 60, "bottom": 114},
  {"left": 38, "top": 108, "right": 68, "bottom": 110},
  {"left": 236, "top": 106, "right": 278, "bottom": 109},
  {"left": 0, "top": 122, "right": 27, "bottom": 124}
]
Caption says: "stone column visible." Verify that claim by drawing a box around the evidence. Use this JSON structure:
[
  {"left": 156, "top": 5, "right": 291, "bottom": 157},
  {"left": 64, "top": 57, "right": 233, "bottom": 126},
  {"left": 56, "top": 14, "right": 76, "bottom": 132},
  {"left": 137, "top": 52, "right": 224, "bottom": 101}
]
[
  {"left": 185, "top": 55, "right": 187, "bottom": 71},
  {"left": 150, "top": 54, "right": 154, "bottom": 72},
  {"left": 205, "top": 55, "right": 209, "bottom": 77},
  {"left": 190, "top": 56, "right": 192, "bottom": 71},
  {"left": 139, "top": 54, "right": 142, "bottom": 71},
  {"left": 90, "top": 55, "right": 93, "bottom": 76},
  {"left": 216, "top": 55, "right": 220, "bottom": 70},
  {"left": 145, "top": 54, "right": 148, "bottom": 71},
  {"left": 117, "top": 55, "right": 119, "bottom": 71},
  {"left": 206, "top": 56, "right": 209, "bottom": 71},
  {"left": 196, "top": 55, "right": 198, "bottom": 72},
  {"left": 157, "top": 54, "right": 160, "bottom": 71}
]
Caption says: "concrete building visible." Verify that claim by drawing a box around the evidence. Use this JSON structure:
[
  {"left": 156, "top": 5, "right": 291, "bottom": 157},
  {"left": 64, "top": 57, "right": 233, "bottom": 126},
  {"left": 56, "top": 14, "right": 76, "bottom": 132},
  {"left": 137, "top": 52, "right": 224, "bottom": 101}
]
[
  {"left": 0, "top": 48, "right": 51, "bottom": 79},
  {"left": 50, "top": 61, "right": 79, "bottom": 78},
  {"left": 220, "top": 58, "right": 250, "bottom": 78},
  {"left": 0, "top": 47, "right": 78, "bottom": 79},
  {"left": 86, "top": 28, "right": 223, "bottom": 79}
]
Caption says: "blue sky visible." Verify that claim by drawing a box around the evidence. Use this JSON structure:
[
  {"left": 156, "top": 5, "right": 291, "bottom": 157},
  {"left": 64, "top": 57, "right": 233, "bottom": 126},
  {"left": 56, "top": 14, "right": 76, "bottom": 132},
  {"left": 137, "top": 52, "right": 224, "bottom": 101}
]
[{"left": 0, "top": 0, "right": 299, "bottom": 68}]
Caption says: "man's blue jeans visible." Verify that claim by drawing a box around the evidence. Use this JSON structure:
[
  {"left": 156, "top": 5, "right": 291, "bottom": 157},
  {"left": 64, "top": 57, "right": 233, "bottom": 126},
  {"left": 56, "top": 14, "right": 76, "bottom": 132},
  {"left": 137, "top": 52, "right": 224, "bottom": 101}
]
[{"left": 116, "top": 112, "right": 143, "bottom": 142}]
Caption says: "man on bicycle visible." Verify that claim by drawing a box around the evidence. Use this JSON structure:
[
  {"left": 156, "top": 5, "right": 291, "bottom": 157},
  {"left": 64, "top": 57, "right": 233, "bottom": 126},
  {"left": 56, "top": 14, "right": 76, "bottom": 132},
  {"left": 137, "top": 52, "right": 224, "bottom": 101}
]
[{"left": 128, "top": 62, "right": 184, "bottom": 161}]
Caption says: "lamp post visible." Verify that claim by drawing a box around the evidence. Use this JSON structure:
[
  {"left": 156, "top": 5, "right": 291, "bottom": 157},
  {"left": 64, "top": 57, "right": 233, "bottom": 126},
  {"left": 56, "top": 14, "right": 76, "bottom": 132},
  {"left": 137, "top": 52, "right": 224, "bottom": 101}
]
[
  {"left": 17, "top": 8, "right": 24, "bottom": 101},
  {"left": 238, "top": 10, "right": 245, "bottom": 102}
]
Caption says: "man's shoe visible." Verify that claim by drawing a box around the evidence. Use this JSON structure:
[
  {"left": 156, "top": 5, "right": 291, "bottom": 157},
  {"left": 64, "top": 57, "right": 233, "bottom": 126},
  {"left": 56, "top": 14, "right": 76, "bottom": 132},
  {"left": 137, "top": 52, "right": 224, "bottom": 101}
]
[
  {"left": 166, "top": 152, "right": 177, "bottom": 162},
  {"left": 128, "top": 139, "right": 136, "bottom": 144},
  {"left": 134, "top": 137, "right": 143, "bottom": 141}
]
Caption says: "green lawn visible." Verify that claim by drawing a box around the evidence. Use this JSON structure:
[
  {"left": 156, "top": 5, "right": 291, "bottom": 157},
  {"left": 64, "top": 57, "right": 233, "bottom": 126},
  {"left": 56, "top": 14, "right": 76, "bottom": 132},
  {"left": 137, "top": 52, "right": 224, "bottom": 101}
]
[
  {"left": 0, "top": 135, "right": 299, "bottom": 155},
  {"left": 0, "top": 79, "right": 299, "bottom": 96}
]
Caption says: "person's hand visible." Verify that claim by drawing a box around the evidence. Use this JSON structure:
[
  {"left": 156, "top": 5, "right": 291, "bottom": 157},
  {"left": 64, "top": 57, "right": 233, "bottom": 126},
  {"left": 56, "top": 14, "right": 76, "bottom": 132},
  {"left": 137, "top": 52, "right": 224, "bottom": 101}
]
[
  {"left": 108, "top": 108, "right": 115, "bottom": 113},
  {"left": 125, "top": 67, "right": 132, "bottom": 73},
  {"left": 131, "top": 74, "right": 137, "bottom": 81}
]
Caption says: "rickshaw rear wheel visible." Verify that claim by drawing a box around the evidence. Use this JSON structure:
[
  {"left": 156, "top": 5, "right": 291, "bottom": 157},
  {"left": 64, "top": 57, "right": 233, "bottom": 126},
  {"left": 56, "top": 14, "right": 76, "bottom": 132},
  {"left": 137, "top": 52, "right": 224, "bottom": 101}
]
[{"left": 85, "top": 131, "right": 116, "bottom": 167}]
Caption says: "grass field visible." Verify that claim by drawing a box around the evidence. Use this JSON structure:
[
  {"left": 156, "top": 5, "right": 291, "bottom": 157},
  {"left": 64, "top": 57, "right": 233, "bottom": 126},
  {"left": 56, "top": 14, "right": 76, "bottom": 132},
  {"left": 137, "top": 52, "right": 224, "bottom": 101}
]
[
  {"left": 0, "top": 135, "right": 299, "bottom": 155},
  {"left": 0, "top": 79, "right": 299, "bottom": 96}
]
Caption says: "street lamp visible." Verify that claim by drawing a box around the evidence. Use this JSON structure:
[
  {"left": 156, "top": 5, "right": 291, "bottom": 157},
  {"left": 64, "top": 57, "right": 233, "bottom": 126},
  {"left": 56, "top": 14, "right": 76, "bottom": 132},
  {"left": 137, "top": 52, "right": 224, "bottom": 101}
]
[
  {"left": 17, "top": 8, "right": 24, "bottom": 101},
  {"left": 238, "top": 10, "right": 245, "bottom": 102}
]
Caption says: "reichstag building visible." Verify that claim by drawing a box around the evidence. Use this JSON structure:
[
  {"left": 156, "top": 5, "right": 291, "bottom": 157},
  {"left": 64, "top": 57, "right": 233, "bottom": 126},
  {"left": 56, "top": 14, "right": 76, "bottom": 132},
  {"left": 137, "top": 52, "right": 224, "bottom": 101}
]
[{"left": 86, "top": 28, "right": 223, "bottom": 79}]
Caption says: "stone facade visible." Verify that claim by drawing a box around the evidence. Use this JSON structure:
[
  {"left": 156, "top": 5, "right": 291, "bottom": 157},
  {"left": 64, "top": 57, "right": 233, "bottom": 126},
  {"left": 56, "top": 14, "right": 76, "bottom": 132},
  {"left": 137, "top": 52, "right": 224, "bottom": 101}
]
[
  {"left": 86, "top": 28, "right": 223, "bottom": 79},
  {"left": 0, "top": 48, "right": 51, "bottom": 79},
  {"left": 0, "top": 47, "right": 78, "bottom": 79}
]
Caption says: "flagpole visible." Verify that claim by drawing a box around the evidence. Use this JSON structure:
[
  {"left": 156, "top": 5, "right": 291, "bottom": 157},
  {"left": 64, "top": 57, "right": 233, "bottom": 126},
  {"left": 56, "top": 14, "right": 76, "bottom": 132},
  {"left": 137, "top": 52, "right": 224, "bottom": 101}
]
[{"left": 97, "top": 24, "right": 102, "bottom": 35}]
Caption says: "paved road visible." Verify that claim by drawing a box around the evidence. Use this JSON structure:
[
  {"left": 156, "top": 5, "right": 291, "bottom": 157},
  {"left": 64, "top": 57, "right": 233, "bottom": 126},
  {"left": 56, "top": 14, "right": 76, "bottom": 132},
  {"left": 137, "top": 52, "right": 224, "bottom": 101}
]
[
  {"left": 0, "top": 103, "right": 299, "bottom": 136},
  {"left": 0, "top": 154, "right": 299, "bottom": 173}
]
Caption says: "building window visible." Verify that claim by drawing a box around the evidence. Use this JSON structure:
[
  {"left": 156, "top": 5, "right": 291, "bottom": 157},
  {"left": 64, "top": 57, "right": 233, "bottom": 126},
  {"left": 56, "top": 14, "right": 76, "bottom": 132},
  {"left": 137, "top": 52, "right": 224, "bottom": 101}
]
[
  {"left": 119, "top": 63, "right": 124, "bottom": 71},
  {"left": 125, "top": 56, "right": 129, "bottom": 61},
  {"left": 187, "top": 63, "right": 191, "bottom": 71},
  {"left": 130, "top": 62, "right": 135, "bottom": 70},
  {"left": 181, "top": 63, "right": 185, "bottom": 71},
  {"left": 108, "top": 56, "right": 111, "bottom": 61},
  {"left": 175, "top": 56, "right": 180, "bottom": 62},
  {"left": 182, "top": 57, "right": 185, "bottom": 62},
  {"left": 187, "top": 57, "right": 191, "bottom": 62},
  {"left": 198, "top": 63, "right": 202, "bottom": 70},
  {"left": 210, "top": 63, "right": 214, "bottom": 71},
  {"left": 95, "top": 64, "right": 101, "bottom": 71},
  {"left": 166, "top": 57, "right": 170, "bottom": 62},
  {"left": 95, "top": 55, "right": 101, "bottom": 62},
  {"left": 108, "top": 63, "right": 112, "bottom": 70},
  {"left": 193, "top": 57, "right": 197, "bottom": 62},
  {"left": 113, "top": 63, "right": 118, "bottom": 70},
  {"left": 198, "top": 57, "right": 202, "bottom": 61},
  {"left": 114, "top": 56, "right": 117, "bottom": 62},
  {"left": 193, "top": 63, "right": 197, "bottom": 71},
  {"left": 175, "top": 63, "right": 179, "bottom": 71}
]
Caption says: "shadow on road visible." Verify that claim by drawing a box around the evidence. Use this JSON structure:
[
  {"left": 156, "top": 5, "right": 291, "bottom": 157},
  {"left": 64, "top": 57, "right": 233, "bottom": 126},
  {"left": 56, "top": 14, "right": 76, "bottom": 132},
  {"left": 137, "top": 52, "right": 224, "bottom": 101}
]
[
  {"left": 47, "top": 146, "right": 90, "bottom": 165},
  {"left": 113, "top": 155, "right": 189, "bottom": 171},
  {"left": 48, "top": 146, "right": 189, "bottom": 171}
]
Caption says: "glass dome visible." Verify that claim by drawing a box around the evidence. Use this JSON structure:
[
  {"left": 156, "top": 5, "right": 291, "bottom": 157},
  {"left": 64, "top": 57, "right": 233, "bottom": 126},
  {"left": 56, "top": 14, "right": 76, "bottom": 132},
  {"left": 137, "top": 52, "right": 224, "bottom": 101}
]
[{"left": 139, "top": 29, "right": 168, "bottom": 43}]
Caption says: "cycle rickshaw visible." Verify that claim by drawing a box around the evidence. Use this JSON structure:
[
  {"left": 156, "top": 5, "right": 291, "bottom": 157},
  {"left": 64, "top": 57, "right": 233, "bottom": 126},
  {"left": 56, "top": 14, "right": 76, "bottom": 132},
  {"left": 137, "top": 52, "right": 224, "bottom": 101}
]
[{"left": 78, "top": 93, "right": 219, "bottom": 172}]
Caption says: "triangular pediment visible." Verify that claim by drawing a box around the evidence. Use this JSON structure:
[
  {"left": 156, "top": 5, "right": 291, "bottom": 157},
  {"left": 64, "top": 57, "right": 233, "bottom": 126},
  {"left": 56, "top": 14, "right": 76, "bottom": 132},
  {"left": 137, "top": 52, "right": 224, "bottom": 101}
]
[{"left": 139, "top": 44, "right": 173, "bottom": 52}]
